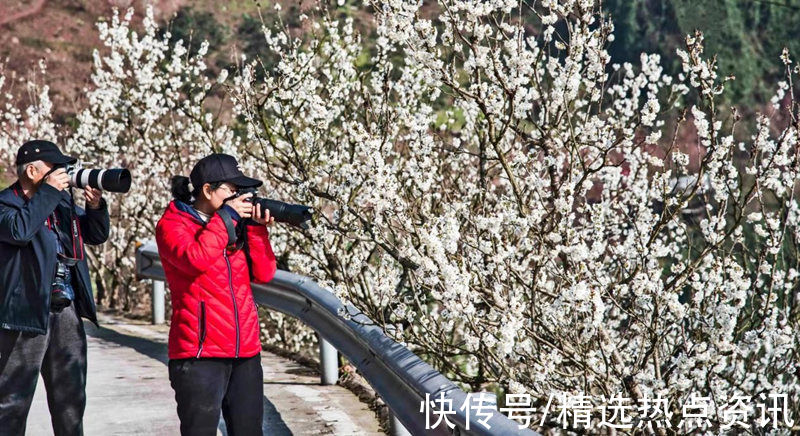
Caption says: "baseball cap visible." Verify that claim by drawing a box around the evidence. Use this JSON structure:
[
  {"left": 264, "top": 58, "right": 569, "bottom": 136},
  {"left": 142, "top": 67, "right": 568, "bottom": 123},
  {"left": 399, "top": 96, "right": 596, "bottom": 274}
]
[
  {"left": 16, "top": 140, "right": 77, "bottom": 166},
  {"left": 189, "top": 153, "right": 262, "bottom": 190}
]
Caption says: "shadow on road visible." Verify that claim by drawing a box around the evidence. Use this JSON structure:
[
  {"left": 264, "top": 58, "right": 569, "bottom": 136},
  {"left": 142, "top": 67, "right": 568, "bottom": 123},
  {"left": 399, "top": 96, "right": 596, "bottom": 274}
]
[
  {"left": 86, "top": 323, "right": 168, "bottom": 364},
  {"left": 85, "top": 322, "right": 293, "bottom": 435}
]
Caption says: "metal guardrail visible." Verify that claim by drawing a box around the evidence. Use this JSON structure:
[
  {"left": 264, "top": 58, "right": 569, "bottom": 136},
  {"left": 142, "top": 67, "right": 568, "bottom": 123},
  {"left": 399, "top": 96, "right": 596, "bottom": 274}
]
[{"left": 136, "top": 241, "right": 539, "bottom": 436}]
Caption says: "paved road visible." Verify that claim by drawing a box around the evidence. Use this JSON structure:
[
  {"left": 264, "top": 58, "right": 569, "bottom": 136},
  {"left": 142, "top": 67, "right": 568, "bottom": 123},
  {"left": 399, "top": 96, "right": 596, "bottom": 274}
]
[{"left": 27, "top": 313, "right": 383, "bottom": 435}]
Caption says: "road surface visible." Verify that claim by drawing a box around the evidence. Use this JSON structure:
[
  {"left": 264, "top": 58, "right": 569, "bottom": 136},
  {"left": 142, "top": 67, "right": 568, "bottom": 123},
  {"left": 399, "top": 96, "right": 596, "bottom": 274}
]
[{"left": 26, "top": 312, "right": 383, "bottom": 435}]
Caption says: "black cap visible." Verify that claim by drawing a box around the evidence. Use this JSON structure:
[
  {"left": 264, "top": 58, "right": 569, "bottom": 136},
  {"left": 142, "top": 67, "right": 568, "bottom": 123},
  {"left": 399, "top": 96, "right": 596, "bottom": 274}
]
[
  {"left": 16, "top": 140, "right": 77, "bottom": 166},
  {"left": 189, "top": 153, "right": 262, "bottom": 190}
]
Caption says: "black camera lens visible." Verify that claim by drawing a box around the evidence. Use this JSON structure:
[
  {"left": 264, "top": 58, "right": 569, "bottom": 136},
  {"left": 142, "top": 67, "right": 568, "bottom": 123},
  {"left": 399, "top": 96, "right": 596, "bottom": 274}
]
[
  {"left": 50, "top": 280, "right": 72, "bottom": 313},
  {"left": 254, "top": 198, "right": 313, "bottom": 229},
  {"left": 232, "top": 188, "right": 313, "bottom": 229}
]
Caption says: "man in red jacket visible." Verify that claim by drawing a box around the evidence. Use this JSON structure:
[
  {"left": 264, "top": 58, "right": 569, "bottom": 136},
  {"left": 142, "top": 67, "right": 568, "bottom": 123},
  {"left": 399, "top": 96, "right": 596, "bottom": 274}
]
[{"left": 155, "top": 153, "right": 276, "bottom": 436}]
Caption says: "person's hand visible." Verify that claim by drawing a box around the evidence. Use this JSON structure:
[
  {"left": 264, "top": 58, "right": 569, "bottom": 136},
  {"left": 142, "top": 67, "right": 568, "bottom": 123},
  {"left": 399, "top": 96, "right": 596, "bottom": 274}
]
[
  {"left": 251, "top": 202, "right": 275, "bottom": 227},
  {"left": 225, "top": 193, "right": 253, "bottom": 219},
  {"left": 45, "top": 168, "right": 70, "bottom": 191},
  {"left": 84, "top": 187, "right": 103, "bottom": 209}
]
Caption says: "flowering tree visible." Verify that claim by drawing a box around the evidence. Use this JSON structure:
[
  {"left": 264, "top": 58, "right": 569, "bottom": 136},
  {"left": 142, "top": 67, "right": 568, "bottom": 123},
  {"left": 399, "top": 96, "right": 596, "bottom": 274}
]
[
  {"left": 66, "top": 8, "right": 238, "bottom": 309},
  {"left": 0, "top": 61, "right": 59, "bottom": 166},
  {"left": 231, "top": 0, "right": 800, "bottom": 431}
]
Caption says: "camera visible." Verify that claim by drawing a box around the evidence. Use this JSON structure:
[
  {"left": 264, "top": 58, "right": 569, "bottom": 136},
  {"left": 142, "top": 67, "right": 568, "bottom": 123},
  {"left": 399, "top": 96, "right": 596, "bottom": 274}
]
[
  {"left": 65, "top": 164, "right": 132, "bottom": 193},
  {"left": 50, "top": 263, "right": 73, "bottom": 313},
  {"left": 236, "top": 187, "right": 313, "bottom": 229}
]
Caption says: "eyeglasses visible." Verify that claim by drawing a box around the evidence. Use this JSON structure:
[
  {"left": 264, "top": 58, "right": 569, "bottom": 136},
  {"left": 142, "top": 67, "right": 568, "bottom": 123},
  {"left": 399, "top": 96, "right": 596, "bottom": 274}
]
[{"left": 216, "top": 183, "right": 237, "bottom": 194}]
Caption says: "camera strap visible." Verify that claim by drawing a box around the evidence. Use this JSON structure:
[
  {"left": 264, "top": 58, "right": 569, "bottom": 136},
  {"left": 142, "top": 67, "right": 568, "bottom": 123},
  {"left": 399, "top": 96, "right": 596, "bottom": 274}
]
[
  {"left": 239, "top": 225, "right": 256, "bottom": 281},
  {"left": 50, "top": 188, "right": 84, "bottom": 264},
  {"left": 216, "top": 206, "right": 241, "bottom": 250},
  {"left": 221, "top": 192, "right": 240, "bottom": 204},
  {"left": 220, "top": 191, "right": 254, "bottom": 251},
  {"left": 40, "top": 165, "right": 60, "bottom": 182},
  {"left": 67, "top": 187, "right": 85, "bottom": 261}
]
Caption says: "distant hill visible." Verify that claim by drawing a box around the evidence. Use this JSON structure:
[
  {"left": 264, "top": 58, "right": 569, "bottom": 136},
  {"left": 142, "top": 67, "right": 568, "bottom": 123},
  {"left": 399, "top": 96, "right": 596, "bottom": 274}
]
[
  {"left": 0, "top": 0, "right": 273, "bottom": 125},
  {"left": 2, "top": 0, "right": 796, "bottom": 129},
  {"left": 605, "top": 0, "right": 800, "bottom": 108}
]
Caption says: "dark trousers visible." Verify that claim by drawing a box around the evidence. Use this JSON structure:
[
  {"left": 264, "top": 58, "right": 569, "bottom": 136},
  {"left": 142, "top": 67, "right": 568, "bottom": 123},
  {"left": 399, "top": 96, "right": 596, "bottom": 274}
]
[
  {"left": 0, "top": 304, "right": 87, "bottom": 436},
  {"left": 169, "top": 354, "right": 264, "bottom": 436}
]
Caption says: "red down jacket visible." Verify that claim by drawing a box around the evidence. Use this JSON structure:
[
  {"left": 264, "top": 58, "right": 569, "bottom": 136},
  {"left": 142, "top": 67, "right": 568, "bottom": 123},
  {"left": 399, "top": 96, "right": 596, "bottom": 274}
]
[{"left": 155, "top": 200, "right": 277, "bottom": 360}]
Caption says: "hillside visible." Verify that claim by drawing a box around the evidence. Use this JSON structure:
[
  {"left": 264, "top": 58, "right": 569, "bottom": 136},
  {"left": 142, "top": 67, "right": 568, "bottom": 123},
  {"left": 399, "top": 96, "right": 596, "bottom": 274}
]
[
  {"left": 0, "top": 0, "right": 274, "bottom": 125},
  {"left": 5, "top": 0, "right": 799, "bottom": 117}
]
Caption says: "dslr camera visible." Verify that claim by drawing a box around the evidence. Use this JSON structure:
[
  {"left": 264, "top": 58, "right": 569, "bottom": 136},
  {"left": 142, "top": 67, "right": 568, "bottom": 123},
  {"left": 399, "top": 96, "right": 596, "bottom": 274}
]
[
  {"left": 235, "top": 187, "right": 313, "bottom": 229},
  {"left": 50, "top": 262, "right": 73, "bottom": 313}
]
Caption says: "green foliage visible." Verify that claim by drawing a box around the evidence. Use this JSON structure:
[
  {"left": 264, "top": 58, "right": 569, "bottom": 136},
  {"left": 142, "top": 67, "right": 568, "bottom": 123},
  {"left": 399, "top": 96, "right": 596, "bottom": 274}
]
[
  {"left": 434, "top": 107, "right": 465, "bottom": 131},
  {"left": 161, "top": 7, "right": 228, "bottom": 57},
  {"left": 605, "top": 0, "right": 800, "bottom": 108},
  {"left": 672, "top": 0, "right": 766, "bottom": 103},
  {"left": 235, "top": 13, "right": 281, "bottom": 79},
  {"left": 153, "top": 2, "right": 800, "bottom": 112}
]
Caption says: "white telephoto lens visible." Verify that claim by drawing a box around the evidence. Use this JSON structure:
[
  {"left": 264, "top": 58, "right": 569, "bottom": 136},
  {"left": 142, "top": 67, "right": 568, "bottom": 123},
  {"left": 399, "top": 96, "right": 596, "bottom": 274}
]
[
  {"left": 80, "top": 168, "right": 91, "bottom": 189},
  {"left": 95, "top": 169, "right": 106, "bottom": 191}
]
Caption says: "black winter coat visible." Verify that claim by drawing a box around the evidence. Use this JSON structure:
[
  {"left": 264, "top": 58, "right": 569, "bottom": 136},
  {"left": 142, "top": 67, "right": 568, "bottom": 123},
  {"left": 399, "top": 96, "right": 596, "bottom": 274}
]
[{"left": 0, "top": 181, "right": 110, "bottom": 334}]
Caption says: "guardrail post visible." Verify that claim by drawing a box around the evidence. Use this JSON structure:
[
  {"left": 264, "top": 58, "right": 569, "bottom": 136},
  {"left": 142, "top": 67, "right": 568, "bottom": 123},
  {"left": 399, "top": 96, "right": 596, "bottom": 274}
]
[
  {"left": 383, "top": 323, "right": 412, "bottom": 436},
  {"left": 152, "top": 279, "right": 165, "bottom": 325},
  {"left": 318, "top": 333, "right": 338, "bottom": 385}
]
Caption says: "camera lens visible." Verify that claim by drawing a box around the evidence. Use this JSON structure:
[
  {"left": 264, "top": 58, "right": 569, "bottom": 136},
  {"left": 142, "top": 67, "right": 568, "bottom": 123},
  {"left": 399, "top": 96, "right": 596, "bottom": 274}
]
[
  {"left": 69, "top": 167, "right": 132, "bottom": 193},
  {"left": 50, "top": 276, "right": 72, "bottom": 312}
]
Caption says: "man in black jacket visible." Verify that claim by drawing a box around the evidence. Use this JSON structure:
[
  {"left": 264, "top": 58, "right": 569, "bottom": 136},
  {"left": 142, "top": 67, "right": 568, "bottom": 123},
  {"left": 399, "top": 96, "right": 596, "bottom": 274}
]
[{"left": 0, "top": 140, "right": 110, "bottom": 436}]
